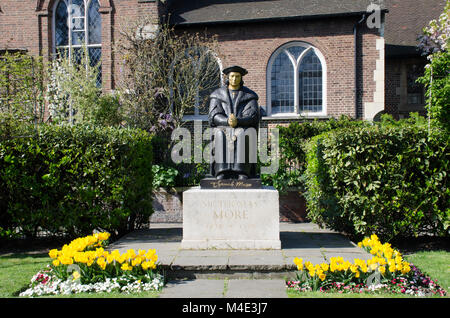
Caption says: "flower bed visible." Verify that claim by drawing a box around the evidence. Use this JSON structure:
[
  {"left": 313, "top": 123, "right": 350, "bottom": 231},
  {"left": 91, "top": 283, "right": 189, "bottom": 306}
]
[
  {"left": 20, "top": 233, "right": 164, "bottom": 297},
  {"left": 287, "top": 234, "right": 447, "bottom": 297}
]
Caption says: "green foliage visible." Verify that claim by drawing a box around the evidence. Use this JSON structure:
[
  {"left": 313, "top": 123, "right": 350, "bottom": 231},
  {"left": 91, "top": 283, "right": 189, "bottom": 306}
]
[
  {"left": 46, "top": 48, "right": 100, "bottom": 125},
  {"left": 303, "top": 117, "right": 449, "bottom": 241},
  {"left": 262, "top": 116, "right": 365, "bottom": 192},
  {"left": 92, "top": 94, "right": 124, "bottom": 127},
  {"left": 0, "top": 51, "right": 46, "bottom": 123},
  {"left": 417, "top": 51, "right": 450, "bottom": 134},
  {"left": 0, "top": 120, "right": 153, "bottom": 238},
  {"left": 152, "top": 164, "right": 179, "bottom": 189}
]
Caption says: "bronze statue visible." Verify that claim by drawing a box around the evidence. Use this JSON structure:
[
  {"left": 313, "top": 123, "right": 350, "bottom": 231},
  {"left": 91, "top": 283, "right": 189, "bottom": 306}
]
[{"left": 208, "top": 66, "right": 260, "bottom": 180}]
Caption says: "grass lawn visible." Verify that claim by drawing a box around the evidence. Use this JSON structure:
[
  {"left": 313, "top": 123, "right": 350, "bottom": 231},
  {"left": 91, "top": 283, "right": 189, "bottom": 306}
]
[
  {"left": 404, "top": 250, "right": 449, "bottom": 294},
  {"left": 0, "top": 253, "right": 159, "bottom": 298}
]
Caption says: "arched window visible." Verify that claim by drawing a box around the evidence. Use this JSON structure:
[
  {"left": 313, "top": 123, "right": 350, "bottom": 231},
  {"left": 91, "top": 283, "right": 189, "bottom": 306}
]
[
  {"left": 53, "top": 0, "right": 102, "bottom": 85},
  {"left": 267, "top": 42, "right": 326, "bottom": 116}
]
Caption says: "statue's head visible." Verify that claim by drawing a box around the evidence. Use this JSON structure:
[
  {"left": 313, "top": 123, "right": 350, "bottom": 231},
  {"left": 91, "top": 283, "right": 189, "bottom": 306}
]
[
  {"left": 223, "top": 65, "right": 248, "bottom": 89},
  {"left": 228, "top": 72, "right": 242, "bottom": 88}
]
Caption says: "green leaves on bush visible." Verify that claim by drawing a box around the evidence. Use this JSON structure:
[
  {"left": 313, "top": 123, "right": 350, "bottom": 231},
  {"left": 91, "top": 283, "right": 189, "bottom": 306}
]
[
  {"left": 0, "top": 121, "right": 153, "bottom": 238},
  {"left": 262, "top": 116, "right": 364, "bottom": 192},
  {"left": 417, "top": 51, "right": 450, "bottom": 134},
  {"left": 303, "top": 119, "right": 449, "bottom": 241},
  {"left": 152, "top": 164, "right": 178, "bottom": 189}
]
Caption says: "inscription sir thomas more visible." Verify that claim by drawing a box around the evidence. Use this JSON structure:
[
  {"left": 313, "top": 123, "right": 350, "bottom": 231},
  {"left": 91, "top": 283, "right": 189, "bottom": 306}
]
[
  {"left": 210, "top": 180, "right": 252, "bottom": 189},
  {"left": 201, "top": 199, "right": 259, "bottom": 220}
]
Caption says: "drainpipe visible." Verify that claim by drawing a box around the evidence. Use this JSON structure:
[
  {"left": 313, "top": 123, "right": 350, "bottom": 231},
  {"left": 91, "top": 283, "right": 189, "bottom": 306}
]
[{"left": 354, "top": 14, "right": 366, "bottom": 119}]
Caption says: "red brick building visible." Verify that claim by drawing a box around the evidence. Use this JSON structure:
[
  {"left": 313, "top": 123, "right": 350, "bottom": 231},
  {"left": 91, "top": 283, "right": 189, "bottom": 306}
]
[{"left": 0, "top": 0, "right": 445, "bottom": 121}]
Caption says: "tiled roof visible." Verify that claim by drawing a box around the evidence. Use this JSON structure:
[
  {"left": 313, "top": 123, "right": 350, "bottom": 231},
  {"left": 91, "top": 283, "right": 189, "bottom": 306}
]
[
  {"left": 167, "top": 0, "right": 387, "bottom": 25},
  {"left": 384, "top": 0, "right": 445, "bottom": 47}
]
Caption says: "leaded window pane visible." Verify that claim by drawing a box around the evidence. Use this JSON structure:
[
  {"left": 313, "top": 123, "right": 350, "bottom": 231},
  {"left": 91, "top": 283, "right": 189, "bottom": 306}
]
[
  {"left": 55, "top": 1, "right": 69, "bottom": 46},
  {"left": 88, "top": 0, "right": 101, "bottom": 44},
  {"left": 299, "top": 50, "right": 322, "bottom": 112},
  {"left": 271, "top": 51, "right": 294, "bottom": 113},
  {"left": 71, "top": 29, "right": 85, "bottom": 45},
  {"left": 54, "top": 0, "right": 102, "bottom": 86},
  {"left": 70, "top": 0, "right": 85, "bottom": 45},
  {"left": 287, "top": 46, "right": 306, "bottom": 61},
  {"left": 88, "top": 47, "right": 102, "bottom": 86},
  {"left": 70, "top": 0, "right": 85, "bottom": 16}
]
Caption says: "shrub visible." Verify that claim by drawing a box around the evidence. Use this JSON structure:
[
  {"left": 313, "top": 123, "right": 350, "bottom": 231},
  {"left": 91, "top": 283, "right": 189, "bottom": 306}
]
[
  {"left": 303, "top": 118, "right": 449, "bottom": 241},
  {"left": 262, "top": 116, "right": 365, "bottom": 191},
  {"left": 0, "top": 51, "right": 46, "bottom": 124},
  {"left": 152, "top": 164, "right": 179, "bottom": 189},
  {"left": 0, "top": 121, "right": 153, "bottom": 238}
]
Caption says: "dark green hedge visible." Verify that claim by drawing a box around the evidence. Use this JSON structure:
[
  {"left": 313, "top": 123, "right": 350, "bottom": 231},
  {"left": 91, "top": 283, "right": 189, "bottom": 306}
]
[
  {"left": 0, "top": 119, "right": 153, "bottom": 238},
  {"left": 262, "top": 116, "right": 365, "bottom": 191},
  {"left": 303, "top": 119, "right": 449, "bottom": 241}
]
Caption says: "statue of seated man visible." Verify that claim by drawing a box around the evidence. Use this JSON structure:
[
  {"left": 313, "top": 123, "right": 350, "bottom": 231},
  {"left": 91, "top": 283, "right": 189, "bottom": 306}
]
[{"left": 208, "top": 66, "right": 260, "bottom": 180}]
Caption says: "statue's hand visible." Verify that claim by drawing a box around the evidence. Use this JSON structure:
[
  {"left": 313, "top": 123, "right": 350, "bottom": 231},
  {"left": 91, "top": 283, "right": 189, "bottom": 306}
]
[{"left": 228, "top": 114, "right": 238, "bottom": 128}]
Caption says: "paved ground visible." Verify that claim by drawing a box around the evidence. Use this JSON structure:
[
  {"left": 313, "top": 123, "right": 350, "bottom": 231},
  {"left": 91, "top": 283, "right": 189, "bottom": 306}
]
[{"left": 108, "top": 222, "right": 373, "bottom": 298}]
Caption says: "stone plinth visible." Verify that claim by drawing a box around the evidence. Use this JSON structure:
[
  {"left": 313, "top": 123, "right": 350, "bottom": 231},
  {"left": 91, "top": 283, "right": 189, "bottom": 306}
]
[{"left": 181, "top": 186, "right": 281, "bottom": 249}]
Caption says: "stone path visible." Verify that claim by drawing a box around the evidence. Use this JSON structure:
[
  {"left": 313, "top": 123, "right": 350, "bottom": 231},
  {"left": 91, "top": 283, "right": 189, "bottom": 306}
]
[
  {"left": 159, "top": 279, "right": 288, "bottom": 298},
  {"left": 108, "top": 222, "right": 373, "bottom": 298}
]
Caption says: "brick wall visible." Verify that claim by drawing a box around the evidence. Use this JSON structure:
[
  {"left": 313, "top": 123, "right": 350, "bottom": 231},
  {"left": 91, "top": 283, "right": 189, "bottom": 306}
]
[
  {"left": 0, "top": 0, "right": 41, "bottom": 56},
  {"left": 385, "top": 58, "right": 401, "bottom": 117},
  {"left": 178, "top": 17, "right": 382, "bottom": 119},
  {"left": 1, "top": 2, "right": 383, "bottom": 120},
  {"left": 151, "top": 188, "right": 308, "bottom": 223}
]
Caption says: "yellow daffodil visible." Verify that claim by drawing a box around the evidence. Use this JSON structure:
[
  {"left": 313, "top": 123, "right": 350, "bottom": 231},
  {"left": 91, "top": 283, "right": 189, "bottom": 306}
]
[
  {"left": 320, "top": 263, "right": 329, "bottom": 272},
  {"left": 49, "top": 249, "right": 59, "bottom": 259},
  {"left": 319, "top": 272, "right": 326, "bottom": 281},
  {"left": 72, "top": 271, "right": 81, "bottom": 281},
  {"left": 294, "top": 257, "right": 303, "bottom": 270},
  {"left": 401, "top": 262, "right": 411, "bottom": 274},
  {"left": 141, "top": 260, "right": 156, "bottom": 271}
]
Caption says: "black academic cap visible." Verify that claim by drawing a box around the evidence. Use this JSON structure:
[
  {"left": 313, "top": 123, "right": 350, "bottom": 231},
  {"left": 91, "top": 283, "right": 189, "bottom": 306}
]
[{"left": 222, "top": 65, "right": 248, "bottom": 76}]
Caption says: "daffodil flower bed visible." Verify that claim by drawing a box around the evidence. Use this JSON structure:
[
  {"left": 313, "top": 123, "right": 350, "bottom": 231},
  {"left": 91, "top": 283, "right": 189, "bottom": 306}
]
[
  {"left": 287, "top": 234, "right": 447, "bottom": 297},
  {"left": 20, "top": 232, "right": 164, "bottom": 297}
]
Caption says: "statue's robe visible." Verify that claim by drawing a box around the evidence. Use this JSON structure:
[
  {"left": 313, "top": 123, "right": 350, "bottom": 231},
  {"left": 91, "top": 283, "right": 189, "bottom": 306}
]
[{"left": 208, "top": 86, "right": 260, "bottom": 178}]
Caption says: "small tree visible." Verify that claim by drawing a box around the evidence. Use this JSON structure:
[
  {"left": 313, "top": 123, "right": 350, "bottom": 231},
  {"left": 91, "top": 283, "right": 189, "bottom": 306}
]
[
  {"left": 116, "top": 17, "right": 221, "bottom": 133},
  {"left": 46, "top": 47, "right": 123, "bottom": 127},
  {"left": 0, "top": 51, "right": 46, "bottom": 125},
  {"left": 46, "top": 47, "right": 101, "bottom": 125},
  {"left": 417, "top": 0, "right": 450, "bottom": 134}
]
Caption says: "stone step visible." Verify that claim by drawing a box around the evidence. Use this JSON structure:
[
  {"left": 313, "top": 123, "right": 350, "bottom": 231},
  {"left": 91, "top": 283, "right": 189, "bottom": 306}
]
[{"left": 108, "top": 223, "right": 373, "bottom": 280}]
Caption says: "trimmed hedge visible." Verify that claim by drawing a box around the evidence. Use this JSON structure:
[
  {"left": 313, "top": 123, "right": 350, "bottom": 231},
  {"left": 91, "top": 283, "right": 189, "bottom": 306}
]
[
  {"left": 0, "top": 119, "right": 153, "bottom": 238},
  {"left": 262, "top": 116, "right": 365, "bottom": 191},
  {"left": 303, "top": 120, "right": 449, "bottom": 241}
]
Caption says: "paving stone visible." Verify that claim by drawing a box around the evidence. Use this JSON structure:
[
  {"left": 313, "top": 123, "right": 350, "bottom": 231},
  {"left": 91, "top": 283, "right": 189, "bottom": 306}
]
[
  {"left": 225, "top": 279, "right": 287, "bottom": 298},
  {"left": 160, "top": 279, "right": 225, "bottom": 298},
  {"left": 171, "top": 256, "right": 229, "bottom": 270}
]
